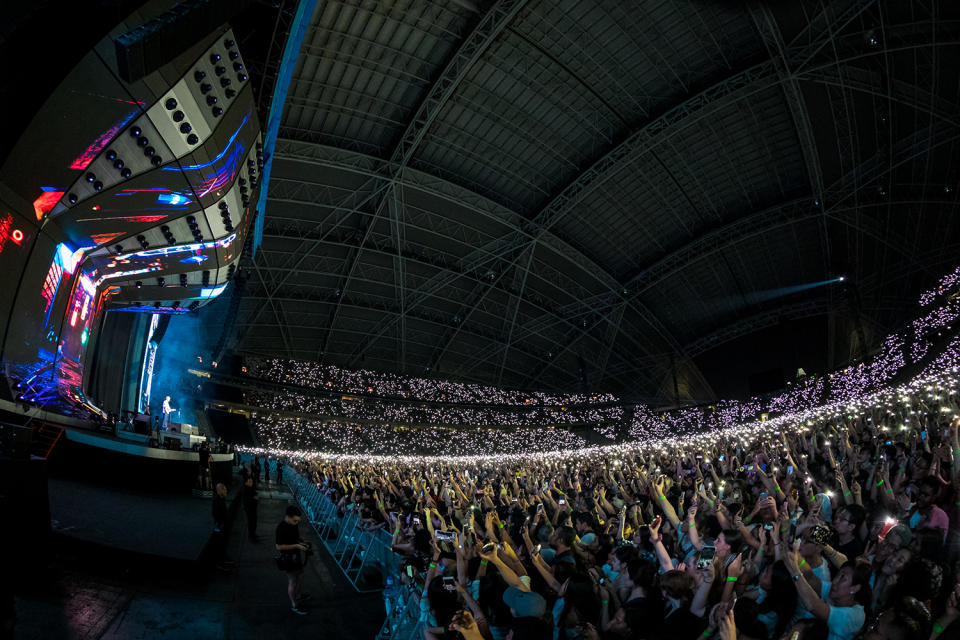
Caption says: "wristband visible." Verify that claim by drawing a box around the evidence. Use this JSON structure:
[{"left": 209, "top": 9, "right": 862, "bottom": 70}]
[
  {"left": 799, "top": 559, "right": 807, "bottom": 568},
  {"left": 876, "top": 480, "right": 884, "bottom": 487},
  {"left": 429, "top": 562, "right": 437, "bottom": 568},
  {"left": 744, "top": 516, "right": 751, "bottom": 523},
  {"left": 602, "top": 600, "right": 609, "bottom": 604},
  {"left": 480, "top": 560, "right": 488, "bottom": 566},
  {"left": 658, "top": 495, "right": 666, "bottom": 501},
  {"left": 757, "top": 547, "right": 764, "bottom": 554},
  {"left": 726, "top": 576, "right": 738, "bottom": 582},
  {"left": 934, "top": 624, "right": 945, "bottom": 634},
  {"left": 395, "top": 529, "right": 400, "bottom": 534},
  {"left": 702, "top": 630, "right": 712, "bottom": 638},
  {"left": 498, "top": 524, "right": 504, "bottom": 529},
  {"left": 843, "top": 491, "right": 851, "bottom": 497}
]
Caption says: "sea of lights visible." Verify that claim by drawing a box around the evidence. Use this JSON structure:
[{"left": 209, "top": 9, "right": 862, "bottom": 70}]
[
  {"left": 238, "top": 351, "right": 960, "bottom": 466},
  {"left": 237, "top": 265, "right": 960, "bottom": 465}
]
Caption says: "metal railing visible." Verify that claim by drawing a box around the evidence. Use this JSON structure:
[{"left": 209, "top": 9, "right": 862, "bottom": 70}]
[{"left": 284, "top": 466, "right": 400, "bottom": 593}]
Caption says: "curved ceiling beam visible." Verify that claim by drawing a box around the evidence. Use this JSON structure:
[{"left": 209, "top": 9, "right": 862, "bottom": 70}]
[
  {"left": 250, "top": 244, "right": 563, "bottom": 343},
  {"left": 683, "top": 241, "right": 960, "bottom": 361},
  {"left": 249, "top": 0, "right": 528, "bottom": 327},
  {"left": 339, "top": 56, "right": 784, "bottom": 374},
  {"left": 258, "top": 215, "right": 613, "bottom": 339},
  {"left": 622, "top": 118, "right": 960, "bottom": 301},
  {"left": 750, "top": 2, "right": 827, "bottom": 272},
  {"left": 685, "top": 298, "right": 836, "bottom": 359},
  {"left": 263, "top": 148, "right": 672, "bottom": 364},
  {"left": 257, "top": 217, "right": 662, "bottom": 376},
  {"left": 319, "top": 0, "right": 529, "bottom": 363},
  {"left": 365, "top": 4, "right": 887, "bottom": 388},
  {"left": 256, "top": 7, "right": 937, "bottom": 389},
  {"left": 236, "top": 292, "right": 567, "bottom": 385}
]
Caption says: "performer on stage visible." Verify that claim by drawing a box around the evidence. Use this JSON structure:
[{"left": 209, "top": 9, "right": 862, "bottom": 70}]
[{"left": 161, "top": 395, "right": 176, "bottom": 430}]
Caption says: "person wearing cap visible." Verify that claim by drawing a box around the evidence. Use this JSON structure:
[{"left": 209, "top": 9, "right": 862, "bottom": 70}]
[
  {"left": 875, "top": 523, "right": 912, "bottom": 568},
  {"left": 572, "top": 511, "right": 599, "bottom": 539},
  {"left": 578, "top": 532, "right": 598, "bottom": 552},
  {"left": 502, "top": 587, "right": 551, "bottom": 640}
]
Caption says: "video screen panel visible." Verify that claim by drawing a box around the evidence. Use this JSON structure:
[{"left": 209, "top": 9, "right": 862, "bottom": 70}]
[{"left": 0, "top": 200, "right": 39, "bottom": 351}]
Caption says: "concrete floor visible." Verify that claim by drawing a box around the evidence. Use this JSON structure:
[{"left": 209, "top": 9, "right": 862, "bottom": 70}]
[{"left": 13, "top": 483, "right": 386, "bottom": 639}]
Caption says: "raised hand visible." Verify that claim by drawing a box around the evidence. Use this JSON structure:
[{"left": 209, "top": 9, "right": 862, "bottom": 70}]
[
  {"left": 718, "top": 608, "right": 737, "bottom": 640},
  {"left": 727, "top": 552, "right": 743, "bottom": 578}
]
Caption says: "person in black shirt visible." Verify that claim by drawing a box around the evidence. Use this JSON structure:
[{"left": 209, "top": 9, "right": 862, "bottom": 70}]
[
  {"left": 211, "top": 483, "right": 234, "bottom": 570},
  {"left": 198, "top": 441, "right": 211, "bottom": 491},
  {"left": 242, "top": 477, "right": 259, "bottom": 542},
  {"left": 264, "top": 458, "right": 271, "bottom": 484},
  {"left": 276, "top": 505, "right": 310, "bottom": 615},
  {"left": 833, "top": 504, "right": 867, "bottom": 560},
  {"left": 252, "top": 457, "right": 261, "bottom": 489}
]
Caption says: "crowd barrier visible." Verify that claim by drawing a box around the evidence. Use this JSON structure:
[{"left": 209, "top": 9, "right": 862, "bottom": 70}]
[
  {"left": 284, "top": 466, "right": 399, "bottom": 593},
  {"left": 282, "top": 466, "right": 428, "bottom": 639}
]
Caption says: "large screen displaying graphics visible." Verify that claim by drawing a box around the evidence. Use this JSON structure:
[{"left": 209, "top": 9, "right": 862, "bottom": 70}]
[{"left": 0, "top": 7, "right": 261, "bottom": 418}]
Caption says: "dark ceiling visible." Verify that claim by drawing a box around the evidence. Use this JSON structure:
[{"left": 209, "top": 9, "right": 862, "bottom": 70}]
[{"left": 228, "top": 0, "right": 960, "bottom": 403}]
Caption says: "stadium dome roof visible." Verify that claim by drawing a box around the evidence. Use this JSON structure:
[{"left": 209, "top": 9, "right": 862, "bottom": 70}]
[{"left": 232, "top": 0, "right": 960, "bottom": 403}]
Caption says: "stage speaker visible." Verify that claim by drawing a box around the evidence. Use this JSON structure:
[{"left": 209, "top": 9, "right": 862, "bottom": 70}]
[{"left": 114, "top": 0, "right": 257, "bottom": 82}]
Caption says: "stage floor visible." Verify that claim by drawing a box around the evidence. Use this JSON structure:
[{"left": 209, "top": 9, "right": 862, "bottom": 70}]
[
  {"left": 16, "top": 481, "right": 384, "bottom": 639},
  {"left": 48, "top": 477, "right": 290, "bottom": 560}
]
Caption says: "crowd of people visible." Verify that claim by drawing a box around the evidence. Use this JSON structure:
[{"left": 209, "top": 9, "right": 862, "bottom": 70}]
[
  {"left": 276, "top": 385, "right": 960, "bottom": 640},
  {"left": 240, "top": 267, "right": 960, "bottom": 638},
  {"left": 250, "top": 415, "right": 591, "bottom": 456},
  {"left": 239, "top": 267, "right": 959, "bottom": 447},
  {"left": 244, "top": 356, "right": 617, "bottom": 407},
  {"left": 243, "top": 388, "right": 625, "bottom": 431}
]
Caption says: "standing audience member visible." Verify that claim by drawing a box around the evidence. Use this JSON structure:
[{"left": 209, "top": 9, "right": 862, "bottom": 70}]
[
  {"left": 243, "top": 476, "right": 259, "bottom": 542},
  {"left": 210, "top": 483, "right": 233, "bottom": 571},
  {"left": 198, "top": 440, "right": 211, "bottom": 491},
  {"left": 276, "top": 505, "right": 311, "bottom": 615}
]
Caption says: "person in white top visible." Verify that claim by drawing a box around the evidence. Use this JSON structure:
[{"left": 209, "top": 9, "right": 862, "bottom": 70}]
[
  {"left": 784, "top": 539, "right": 870, "bottom": 640},
  {"left": 161, "top": 395, "right": 176, "bottom": 430}
]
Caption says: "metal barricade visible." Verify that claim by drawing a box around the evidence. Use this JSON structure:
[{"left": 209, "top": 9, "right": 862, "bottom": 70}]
[
  {"left": 283, "top": 465, "right": 396, "bottom": 593},
  {"left": 376, "top": 584, "right": 425, "bottom": 640}
]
